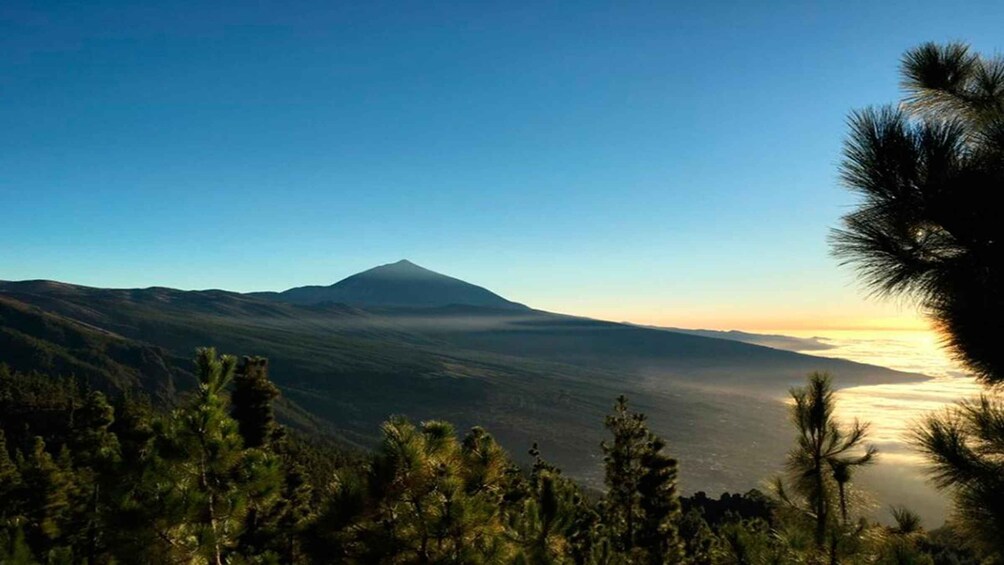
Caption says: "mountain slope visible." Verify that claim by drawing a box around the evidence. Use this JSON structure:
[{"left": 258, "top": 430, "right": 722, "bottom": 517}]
[
  {"left": 633, "top": 325, "right": 835, "bottom": 352},
  {"left": 0, "top": 294, "right": 185, "bottom": 397},
  {"left": 0, "top": 267, "right": 926, "bottom": 496},
  {"left": 0, "top": 281, "right": 787, "bottom": 491},
  {"left": 362, "top": 305, "right": 918, "bottom": 389},
  {"left": 258, "top": 260, "right": 528, "bottom": 310}
]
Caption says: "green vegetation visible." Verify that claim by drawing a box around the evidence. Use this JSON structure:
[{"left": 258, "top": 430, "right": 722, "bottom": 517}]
[{"left": 1, "top": 356, "right": 983, "bottom": 564}]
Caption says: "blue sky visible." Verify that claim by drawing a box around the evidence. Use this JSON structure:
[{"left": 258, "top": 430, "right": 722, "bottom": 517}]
[{"left": 2, "top": 1, "right": 1001, "bottom": 329}]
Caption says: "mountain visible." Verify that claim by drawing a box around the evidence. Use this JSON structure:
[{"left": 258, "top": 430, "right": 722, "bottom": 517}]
[
  {"left": 257, "top": 260, "right": 528, "bottom": 310},
  {"left": 638, "top": 326, "right": 836, "bottom": 352},
  {"left": 0, "top": 264, "right": 927, "bottom": 499}
]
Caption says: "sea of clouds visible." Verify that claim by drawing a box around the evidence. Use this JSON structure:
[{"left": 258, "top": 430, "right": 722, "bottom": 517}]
[
  {"left": 784, "top": 329, "right": 984, "bottom": 524},
  {"left": 796, "top": 329, "right": 981, "bottom": 464}
]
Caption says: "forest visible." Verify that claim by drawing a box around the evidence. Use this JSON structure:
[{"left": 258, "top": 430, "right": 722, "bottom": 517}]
[
  {"left": 2, "top": 41, "right": 1003, "bottom": 565},
  {"left": 0, "top": 355, "right": 986, "bottom": 564}
]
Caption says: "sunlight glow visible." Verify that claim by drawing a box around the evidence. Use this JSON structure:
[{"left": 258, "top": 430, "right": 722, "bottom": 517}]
[{"left": 789, "top": 328, "right": 979, "bottom": 466}]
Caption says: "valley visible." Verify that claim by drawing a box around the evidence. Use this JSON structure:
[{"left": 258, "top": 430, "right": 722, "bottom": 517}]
[{"left": 0, "top": 260, "right": 926, "bottom": 498}]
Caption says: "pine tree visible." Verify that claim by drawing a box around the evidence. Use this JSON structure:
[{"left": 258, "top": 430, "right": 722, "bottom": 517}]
[
  {"left": 0, "top": 526, "right": 34, "bottom": 565},
  {"left": 101, "top": 394, "right": 161, "bottom": 563},
  {"left": 315, "top": 418, "right": 516, "bottom": 563},
  {"left": 831, "top": 42, "right": 1004, "bottom": 559},
  {"left": 775, "top": 373, "right": 876, "bottom": 554},
  {"left": 678, "top": 509, "right": 718, "bottom": 565},
  {"left": 232, "top": 356, "right": 282, "bottom": 449},
  {"left": 67, "top": 391, "right": 121, "bottom": 562},
  {"left": 602, "top": 396, "right": 647, "bottom": 554},
  {"left": 166, "top": 348, "right": 246, "bottom": 563},
  {"left": 832, "top": 42, "right": 1004, "bottom": 384},
  {"left": 508, "top": 444, "right": 590, "bottom": 564},
  {"left": 272, "top": 461, "right": 314, "bottom": 563},
  {"left": 147, "top": 348, "right": 282, "bottom": 564},
  {"left": 0, "top": 430, "right": 32, "bottom": 564},
  {"left": 230, "top": 356, "right": 288, "bottom": 559},
  {"left": 110, "top": 394, "right": 155, "bottom": 465},
  {"left": 600, "top": 396, "right": 683, "bottom": 563},
  {"left": 70, "top": 391, "right": 120, "bottom": 469},
  {"left": 16, "top": 437, "right": 74, "bottom": 556},
  {"left": 636, "top": 435, "right": 684, "bottom": 563},
  {"left": 0, "top": 430, "right": 20, "bottom": 519},
  {"left": 913, "top": 395, "right": 1004, "bottom": 559}
]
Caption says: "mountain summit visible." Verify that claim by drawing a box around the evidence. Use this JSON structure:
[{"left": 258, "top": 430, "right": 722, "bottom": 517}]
[{"left": 268, "top": 260, "right": 528, "bottom": 309}]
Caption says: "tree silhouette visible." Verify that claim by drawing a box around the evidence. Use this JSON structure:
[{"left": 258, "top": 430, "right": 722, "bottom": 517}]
[
  {"left": 832, "top": 41, "right": 1004, "bottom": 561},
  {"left": 913, "top": 395, "right": 1004, "bottom": 559},
  {"left": 231, "top": 356, "right": 282, "bottom": 449},
  {"left": 509, "top": 443, "right": 591, "bottom": 564},
  {"left": 832, "top": 42, "right": 1004, "bottom": 385},
  {"left": 776, "top": 373, "right": 876, "bottom": 550},
  {"left": 601, "top": 395, "right": 684, "bottom": 563}
]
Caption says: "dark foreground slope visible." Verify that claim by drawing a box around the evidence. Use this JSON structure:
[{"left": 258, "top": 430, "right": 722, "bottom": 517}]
[{"left": 0, "top": 273, "right": 924, "bottom": 497}]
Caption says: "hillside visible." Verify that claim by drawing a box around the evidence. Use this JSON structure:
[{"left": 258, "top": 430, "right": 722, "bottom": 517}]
[
  {"left": 640, "top": 325, "right": 835, "bottom": 352},
  {"left": 0, "top": 294, "right": 185, "bottom": 397},
  {"left": 0, "top": 263, "right": 926, "bottom": 495}
]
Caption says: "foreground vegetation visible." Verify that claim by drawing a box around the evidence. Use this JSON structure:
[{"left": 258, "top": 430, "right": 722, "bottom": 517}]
[{"left": 0, "top": 356, "right": 987, "bottom": 564}]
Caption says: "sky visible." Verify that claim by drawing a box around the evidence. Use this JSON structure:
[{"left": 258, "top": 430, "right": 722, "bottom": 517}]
[{"left": 2, "top": 1, "right": 1001, "bottom": 331}]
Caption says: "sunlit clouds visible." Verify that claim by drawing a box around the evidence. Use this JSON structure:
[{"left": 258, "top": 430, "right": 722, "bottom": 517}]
[
  {"left": 795, "top": 329, "right": 980, "bottom": 466},
  {"left": 739, "top": 326, "right": 978, "bottom": 522}
]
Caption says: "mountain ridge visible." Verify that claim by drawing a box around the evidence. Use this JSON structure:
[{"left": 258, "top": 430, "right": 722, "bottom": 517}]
[{"left": 629, "top": 324, "right": 836, "bottom": 352}]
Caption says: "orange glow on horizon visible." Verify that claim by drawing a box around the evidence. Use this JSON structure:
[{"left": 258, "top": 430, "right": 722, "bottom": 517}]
[
  {"left": 537, "top": 290, "right": 935, "bottom": 335},
  {"left": 564, "top": 308, "right": 933, "bottom": 334},
  {"left": 742, "top": 315, "right": 931, "bottom": 333}
]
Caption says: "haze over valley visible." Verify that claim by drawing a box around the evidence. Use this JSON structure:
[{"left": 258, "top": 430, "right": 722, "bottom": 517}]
[{"left": 1, "top": 259, "right": 950, "bottom": 521}]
